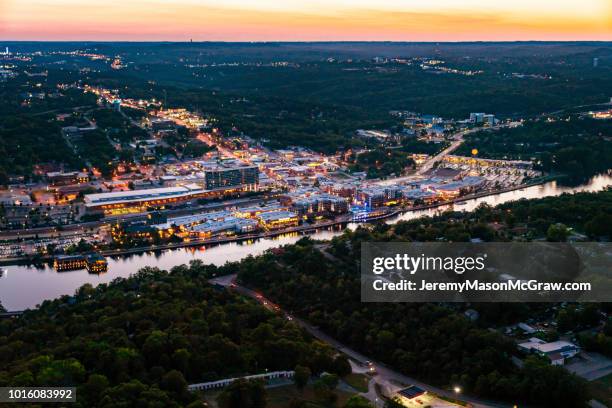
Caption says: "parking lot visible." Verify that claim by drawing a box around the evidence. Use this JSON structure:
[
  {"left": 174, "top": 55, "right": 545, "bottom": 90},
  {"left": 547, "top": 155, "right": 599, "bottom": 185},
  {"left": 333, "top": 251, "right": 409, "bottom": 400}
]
[{"left": 566, "top": 352, "right": 612, "bottom": 381}]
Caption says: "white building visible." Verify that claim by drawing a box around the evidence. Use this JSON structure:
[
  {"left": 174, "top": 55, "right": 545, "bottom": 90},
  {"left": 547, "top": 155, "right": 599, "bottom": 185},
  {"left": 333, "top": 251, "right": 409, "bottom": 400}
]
[{"left": 518, "top": 338, "right": 580, "bottom": 365}]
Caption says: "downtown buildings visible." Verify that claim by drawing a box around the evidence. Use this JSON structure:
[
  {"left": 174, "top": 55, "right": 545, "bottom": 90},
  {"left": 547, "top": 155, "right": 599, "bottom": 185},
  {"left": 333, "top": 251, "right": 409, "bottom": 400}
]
[{"left": 84, "top": 162, "right": 259, "bottom": 216}]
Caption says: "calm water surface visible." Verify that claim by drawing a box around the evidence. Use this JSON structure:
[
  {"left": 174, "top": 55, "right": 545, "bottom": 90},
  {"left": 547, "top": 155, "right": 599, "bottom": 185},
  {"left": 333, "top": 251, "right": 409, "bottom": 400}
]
[{"left": 1, "top": 173, "right": 610, "bottom": 311}]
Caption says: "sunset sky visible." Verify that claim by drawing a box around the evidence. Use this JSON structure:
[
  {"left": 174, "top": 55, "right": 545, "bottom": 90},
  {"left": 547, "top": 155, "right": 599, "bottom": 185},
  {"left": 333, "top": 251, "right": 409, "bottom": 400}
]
[{"left": 1, "top": 0, "right": 611, "bottom": 41}]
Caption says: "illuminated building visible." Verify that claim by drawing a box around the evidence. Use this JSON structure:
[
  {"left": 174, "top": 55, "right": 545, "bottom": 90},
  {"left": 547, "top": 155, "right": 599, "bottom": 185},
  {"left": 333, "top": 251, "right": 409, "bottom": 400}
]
[
  {"left": 257, "top": 211, "right": 299, "bottom": 230},
  {"left": 591, "top": 109, "right": 612, "bottom": 119},
  {"left": 432, "top": 184, "right": 462, "bottom": 199},
  {"left": 55, "top": 184, "right": 92, "bottom": 203},
  {"left": 233, "top": 204, "right": 288, "bottom": 218},
  {"left": 202, "top": 165, "right": 259, "bottom": 191},
  {"left": 402, "top": 189, "right": 438, "bottom": 204},
  {"left": 85, "top": 176, "right": 259, "bottom": 216},
  {"left": 53, "top": 253, "right": 107, "bottom": 273},
  {"left": 85, "top": 185, "right": 207, "bottom": 216},
  {"left": 290, "top": 194, "right": 349, "bottom": 217},
  {"left": 113, "top": 222, "right": 156, "bottom": 242},
  {"left": 396, "top": 386, "right": 427, "bottom": 405},
  {"left": 443, "top": 155, "right": 532, "bottom": 169},
  {"left": 188, "top": 217, "right": 259, "bottom": 238},
  {"left": 92, "top": 163, "right": 261, "bottom": 216},
  {"left": 356, "top": 187, "right": 403, "bottom": 208},
  {"left": 47, "top": 171, "right": 89, "bottom": 186},
  {"left": 85, "top": 253, "right": 108, "bottom": 273},
  {"left": 411, "top": 154, "right": 429, "bottom": 165},
  {"left": 322, "top": 183, "right": 357, "bottom": 199},
  {"left": 470, "top": 112, "right": 496, "bottom": 125},
  {"left": 431, "top": 176, "right": 486, "bottom": 199},
  {"left": 53, "top": 254, "right": 88, "bottom": 271}
]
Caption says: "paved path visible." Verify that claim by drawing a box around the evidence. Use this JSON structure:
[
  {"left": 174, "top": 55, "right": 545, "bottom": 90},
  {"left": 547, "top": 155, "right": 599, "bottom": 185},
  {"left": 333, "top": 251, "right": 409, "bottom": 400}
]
[{"left": 566, "top": 352, "right": 612, "bottom": 381}]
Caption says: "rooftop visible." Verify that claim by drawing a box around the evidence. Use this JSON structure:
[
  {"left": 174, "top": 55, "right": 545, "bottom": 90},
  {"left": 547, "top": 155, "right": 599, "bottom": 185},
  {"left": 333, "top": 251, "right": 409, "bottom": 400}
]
[
  {"left": 258, "top": 211, "right": 298, "bottom": 221},
  {"left": 84, "top": 185, "right": 205, "bottom": 206},
  {"left": 518, "top": 340, "right": 579, "bottom": 354},
  {"left": 398, "top": 385, "right": 426, "bottom": 399}
]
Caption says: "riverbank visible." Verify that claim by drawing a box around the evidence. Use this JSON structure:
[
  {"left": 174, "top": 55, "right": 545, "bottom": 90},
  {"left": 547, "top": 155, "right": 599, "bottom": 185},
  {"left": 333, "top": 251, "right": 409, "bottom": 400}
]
[
  {"left": 0, "top": 218, "right": 348, "bottom": 266},
  {"left": 0, "top": 177, "right": 555, "bottom": 266},
  {"left": 2, "top": 172, "right": 610, "bottom": 311}
]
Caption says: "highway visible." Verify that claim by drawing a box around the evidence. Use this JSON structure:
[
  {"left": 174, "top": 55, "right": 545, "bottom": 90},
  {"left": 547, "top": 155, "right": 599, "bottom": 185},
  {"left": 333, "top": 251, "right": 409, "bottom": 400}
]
[{"left": 210, "top": 274, "right": 514, "bottom": 408}]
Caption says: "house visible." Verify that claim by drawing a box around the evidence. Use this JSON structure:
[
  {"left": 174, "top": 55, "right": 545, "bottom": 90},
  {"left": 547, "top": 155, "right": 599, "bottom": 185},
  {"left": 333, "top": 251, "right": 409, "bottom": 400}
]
[{"left": 518, "top": 322, "right": 537, "bottom": 334}]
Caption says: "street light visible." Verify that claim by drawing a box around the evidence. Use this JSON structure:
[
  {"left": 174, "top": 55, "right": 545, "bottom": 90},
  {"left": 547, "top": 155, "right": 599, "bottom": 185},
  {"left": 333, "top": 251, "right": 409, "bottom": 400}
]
[{"left": 453, "top": 386, "right": 461, "bottom": 394}]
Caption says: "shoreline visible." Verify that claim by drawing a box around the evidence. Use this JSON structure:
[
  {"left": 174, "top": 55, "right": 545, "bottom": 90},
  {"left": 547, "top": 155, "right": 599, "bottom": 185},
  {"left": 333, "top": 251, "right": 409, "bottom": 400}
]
[{"left": 0, "top": 177, "right": 556, "bottom": 266}]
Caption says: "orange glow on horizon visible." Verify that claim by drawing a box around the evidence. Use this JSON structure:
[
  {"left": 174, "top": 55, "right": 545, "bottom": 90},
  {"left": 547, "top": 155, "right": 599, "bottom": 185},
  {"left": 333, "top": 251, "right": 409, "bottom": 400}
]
[{"left": 0, "top": 0, "right": 610, "bottom": 41}]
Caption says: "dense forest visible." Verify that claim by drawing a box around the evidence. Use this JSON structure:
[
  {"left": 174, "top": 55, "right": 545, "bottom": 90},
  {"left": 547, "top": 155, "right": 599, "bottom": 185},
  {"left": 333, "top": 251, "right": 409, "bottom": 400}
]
[
  {"left": 349, "top": 148, "right": 415, "bottom": 179},
  {"left": 238, "top": 190, "right": 612, "bottom": 407},
  {"left": 348, "top": 140, "right": 448, "bottom": 179},
  {"left": 0, "top": 114, "right": 78, "bottom": 183},
  {"left": 74, "top": 129, "right": 117, "bottom": 177},
  {"left": 90, "top": 42, "right": 612, "bottom": 119},
  {"left": 0, "top": 70, "right": 97, "bottom": 182},
  {"left": 88, "top": 77, "right": 390, "bottom": 154},
  {"left": 237, "top": 238, "right": 590, "bottom": 407},
  {"left": 3, "top": 42, "right": 612, "bottom": 174},
  {"left": 76, "top": 42, "right": 612, "bottom": 153},
  {"left": 456, "top": 118, "right": 612, "bottom": 180},
  {"left": 91, "top": 108, "right": 148, "bottom": 145},
  {"left": 0, "top": 264, "right": 343, "bottom": 407}
]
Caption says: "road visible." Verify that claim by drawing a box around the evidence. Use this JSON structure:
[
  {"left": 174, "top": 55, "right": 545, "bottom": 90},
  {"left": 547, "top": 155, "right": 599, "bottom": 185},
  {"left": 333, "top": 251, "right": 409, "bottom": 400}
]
[
  {"left": 546, "top": 100, "right": 612, "bottom": 116},
  {"left": 375, "top": 129, "right": 468, "bottom": 186},
  {"left": 376, "top": 123, "right": 520, "bottom": 187},
  {"left": 209, "top": 274, "right": 514, "bottom": 408}
]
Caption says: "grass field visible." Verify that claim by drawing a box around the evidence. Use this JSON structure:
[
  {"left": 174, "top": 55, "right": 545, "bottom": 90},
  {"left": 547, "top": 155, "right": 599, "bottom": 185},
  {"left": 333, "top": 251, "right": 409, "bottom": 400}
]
[
  {"left": 266, "top": 384, "right": 356, "bottom": 408},
  {"left": 343, "top": 373, "right": 370, "bottom": 393}
]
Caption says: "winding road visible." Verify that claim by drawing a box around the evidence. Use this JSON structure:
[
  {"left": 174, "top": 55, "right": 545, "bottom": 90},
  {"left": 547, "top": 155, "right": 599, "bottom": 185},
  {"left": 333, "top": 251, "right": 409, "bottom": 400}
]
[{"left": 209, "top": 273, "right": 514, "bottom": 408}]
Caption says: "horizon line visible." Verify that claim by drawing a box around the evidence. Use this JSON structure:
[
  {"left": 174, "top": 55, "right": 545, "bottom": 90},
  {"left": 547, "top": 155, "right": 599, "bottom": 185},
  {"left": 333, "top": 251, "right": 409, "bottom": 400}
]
[{"left": 2, "top": 39, "right": 611, "bottom": 44}]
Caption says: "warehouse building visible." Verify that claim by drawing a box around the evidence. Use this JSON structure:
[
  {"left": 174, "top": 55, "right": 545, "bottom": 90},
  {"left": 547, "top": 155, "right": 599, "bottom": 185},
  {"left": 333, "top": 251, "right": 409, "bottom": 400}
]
[{"left": 518, "top": 338, "right": 580, "bottom": 365}]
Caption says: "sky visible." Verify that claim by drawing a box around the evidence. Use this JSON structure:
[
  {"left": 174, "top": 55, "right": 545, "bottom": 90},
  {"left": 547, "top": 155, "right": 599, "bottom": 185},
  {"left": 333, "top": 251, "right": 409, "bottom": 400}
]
[{"left": 1, "top": 0, "right": 611, "bottom": 42}]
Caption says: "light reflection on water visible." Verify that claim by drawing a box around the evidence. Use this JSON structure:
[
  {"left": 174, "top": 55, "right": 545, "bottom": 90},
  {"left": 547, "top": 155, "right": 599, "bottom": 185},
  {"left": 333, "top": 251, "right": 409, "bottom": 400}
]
[{"left": 1, "top": 174, "right": 610, "bottom": 311}]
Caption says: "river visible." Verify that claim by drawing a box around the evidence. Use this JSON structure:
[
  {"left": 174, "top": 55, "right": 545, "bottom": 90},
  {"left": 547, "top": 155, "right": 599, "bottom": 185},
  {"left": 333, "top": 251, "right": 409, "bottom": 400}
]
[{"left": 1, "top": 173, "right": 610, "bottom": 311}]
